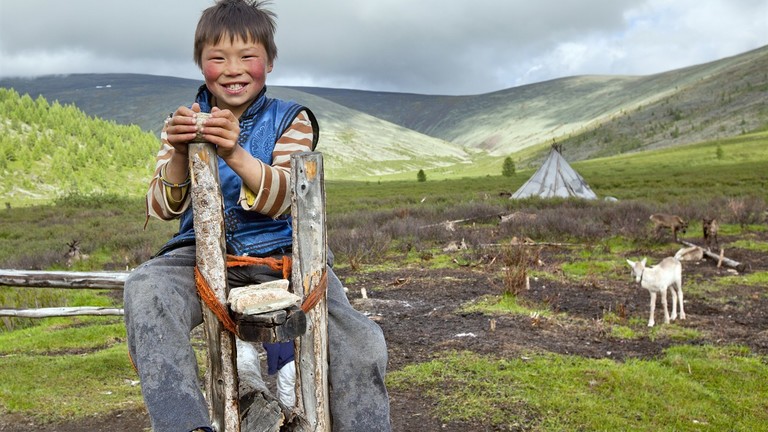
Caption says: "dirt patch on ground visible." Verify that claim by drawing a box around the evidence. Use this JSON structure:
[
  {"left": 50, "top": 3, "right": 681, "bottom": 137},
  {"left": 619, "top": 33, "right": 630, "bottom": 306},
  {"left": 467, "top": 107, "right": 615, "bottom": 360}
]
[
  {"left": 2, "top": 234, "right": 766, "bottom": 432},
  {"left": 370, "top": 234, "right": 768, "bottom": 431}
]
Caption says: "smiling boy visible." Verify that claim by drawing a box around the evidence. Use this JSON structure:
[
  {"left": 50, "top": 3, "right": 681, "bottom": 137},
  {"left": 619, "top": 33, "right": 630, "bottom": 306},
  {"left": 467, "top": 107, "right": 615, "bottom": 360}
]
[{"left": 122, "top": 1, "right": 391, "bottom": 431}]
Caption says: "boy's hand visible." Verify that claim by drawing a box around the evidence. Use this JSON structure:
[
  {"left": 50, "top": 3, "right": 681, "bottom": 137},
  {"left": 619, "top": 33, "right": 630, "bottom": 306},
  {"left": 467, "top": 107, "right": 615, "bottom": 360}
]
[
  {"left": 200, "top": 107, "right": 241, "bottom": 160},
  {"left": 166, "top": 103, "right": 203, "bottom": 156}
]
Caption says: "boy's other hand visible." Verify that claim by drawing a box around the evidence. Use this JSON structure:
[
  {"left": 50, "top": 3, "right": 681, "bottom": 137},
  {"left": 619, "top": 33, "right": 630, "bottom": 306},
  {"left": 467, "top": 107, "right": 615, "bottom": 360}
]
[
  {"left": 203, "top": 107, "right": 241, "bottom": 160},
  {"left": 166, "top": 103, "right": 203, "bottom": 156}
]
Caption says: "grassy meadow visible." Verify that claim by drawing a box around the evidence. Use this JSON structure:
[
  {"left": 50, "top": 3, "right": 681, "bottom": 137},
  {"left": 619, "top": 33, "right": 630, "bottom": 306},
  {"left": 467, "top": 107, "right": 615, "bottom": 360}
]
[{"left": 1, "top": 130, "right": 767, "bottom": 430}]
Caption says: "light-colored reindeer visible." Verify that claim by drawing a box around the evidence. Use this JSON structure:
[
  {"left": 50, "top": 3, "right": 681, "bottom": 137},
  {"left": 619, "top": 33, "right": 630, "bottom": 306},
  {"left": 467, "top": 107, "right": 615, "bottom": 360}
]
[
  {"left": 674, "top": 245, "right": 703, "bottom": 262},
  {"left": 626, "top": 257, "right": 686, "bottom": 327}
]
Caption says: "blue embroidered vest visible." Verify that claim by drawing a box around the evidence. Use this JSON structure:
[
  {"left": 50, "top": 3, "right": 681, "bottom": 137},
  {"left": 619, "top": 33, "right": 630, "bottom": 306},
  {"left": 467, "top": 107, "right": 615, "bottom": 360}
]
[{"left": 159, "top": 85, "right": 318, "bottom": 257}]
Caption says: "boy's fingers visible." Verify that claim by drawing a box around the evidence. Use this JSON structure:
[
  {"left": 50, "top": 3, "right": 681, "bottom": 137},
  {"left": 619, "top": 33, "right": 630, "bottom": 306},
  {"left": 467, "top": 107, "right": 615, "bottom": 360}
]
[{"left": 209, "top": 108, "right": 237, "bottom": 122}]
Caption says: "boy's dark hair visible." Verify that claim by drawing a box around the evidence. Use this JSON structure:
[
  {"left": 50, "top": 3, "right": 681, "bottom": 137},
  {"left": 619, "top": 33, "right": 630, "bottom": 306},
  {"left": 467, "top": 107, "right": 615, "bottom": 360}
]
[{"left": 194, "top": 0, "right": 278, "bottom": 67}]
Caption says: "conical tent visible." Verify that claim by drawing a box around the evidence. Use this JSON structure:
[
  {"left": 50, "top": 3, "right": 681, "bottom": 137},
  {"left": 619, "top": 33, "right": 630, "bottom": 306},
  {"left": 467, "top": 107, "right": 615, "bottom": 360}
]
[{"left": 511, "top": 148, "right": 597, "bottom": 199}]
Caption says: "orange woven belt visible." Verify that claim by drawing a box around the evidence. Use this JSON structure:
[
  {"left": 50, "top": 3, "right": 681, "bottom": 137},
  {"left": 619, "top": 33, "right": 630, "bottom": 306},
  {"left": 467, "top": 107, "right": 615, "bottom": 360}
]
[{"left": 195, "top": 254, "right": 327, "bottom": 334}]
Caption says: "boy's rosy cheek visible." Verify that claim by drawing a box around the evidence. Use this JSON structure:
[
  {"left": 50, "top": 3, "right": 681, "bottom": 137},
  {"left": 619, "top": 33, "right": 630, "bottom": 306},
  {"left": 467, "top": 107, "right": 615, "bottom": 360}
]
[
  {"left": 247, "top": 64, "right": 267, "bottom": 80},
  {"left": 202, "top": 64, "right": 219, "bottom": 80}
]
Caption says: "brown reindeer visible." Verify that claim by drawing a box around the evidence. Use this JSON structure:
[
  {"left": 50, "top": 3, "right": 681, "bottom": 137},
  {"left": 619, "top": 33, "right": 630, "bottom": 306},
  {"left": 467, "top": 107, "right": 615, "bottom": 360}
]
[
  {"left": 649, "top": 213, "right": 688, "bottom": 242},
  {"left": 702, "top": 218, "right": 720, "bottom": 250}
]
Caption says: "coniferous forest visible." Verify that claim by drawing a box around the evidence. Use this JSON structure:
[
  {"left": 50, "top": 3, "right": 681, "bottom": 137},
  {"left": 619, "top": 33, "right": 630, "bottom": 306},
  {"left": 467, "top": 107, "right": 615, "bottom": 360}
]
[{"left": 0, "top": 88, "right": 158, "bottom": 202}]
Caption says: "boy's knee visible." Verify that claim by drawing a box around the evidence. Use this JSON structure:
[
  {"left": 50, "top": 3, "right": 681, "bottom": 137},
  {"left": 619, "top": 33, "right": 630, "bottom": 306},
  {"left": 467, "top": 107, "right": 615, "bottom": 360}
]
[
  {"left": 331, "top": 314, "right": 388, "bottom": 367},
  {"left": 363, "top": 322, "right": 388, "bottom": 365}
]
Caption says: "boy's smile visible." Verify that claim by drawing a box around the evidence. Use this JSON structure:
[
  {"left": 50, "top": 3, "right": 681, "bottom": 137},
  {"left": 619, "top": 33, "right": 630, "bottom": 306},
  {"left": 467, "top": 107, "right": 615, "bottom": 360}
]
[{"left": 201, "top": 35, "right": 273, "bottom": 119}]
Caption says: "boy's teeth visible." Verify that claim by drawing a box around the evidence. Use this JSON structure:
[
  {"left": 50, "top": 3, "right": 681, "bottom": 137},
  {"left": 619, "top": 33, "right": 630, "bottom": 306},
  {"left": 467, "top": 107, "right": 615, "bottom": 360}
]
[{"left": 226, "top": 83, "right": 243, "bottom": 90}]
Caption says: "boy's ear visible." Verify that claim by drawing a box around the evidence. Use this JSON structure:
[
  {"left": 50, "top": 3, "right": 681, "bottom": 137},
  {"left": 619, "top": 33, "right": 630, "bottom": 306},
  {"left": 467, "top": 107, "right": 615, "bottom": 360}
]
[{"left": 267, "top": 62, "right": 274, "bottom": 73}]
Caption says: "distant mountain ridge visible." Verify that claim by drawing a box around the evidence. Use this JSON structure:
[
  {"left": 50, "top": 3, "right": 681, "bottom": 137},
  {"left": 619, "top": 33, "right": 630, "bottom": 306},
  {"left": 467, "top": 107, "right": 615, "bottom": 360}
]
[
  {"left": 1, "top": 44, "right": 766, "bottom": 178},
  {"left": 292, "top": 44, "right": 768, "bottom": 162}
]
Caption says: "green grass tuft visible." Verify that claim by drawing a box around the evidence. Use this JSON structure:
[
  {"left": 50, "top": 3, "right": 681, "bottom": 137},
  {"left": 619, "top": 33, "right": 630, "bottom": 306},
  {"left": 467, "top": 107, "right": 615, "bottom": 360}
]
[
  {"left": 387, "top": 347, "right": 768, "bottom": 431},
  {"left": 0, "top": 344, "right": 143, "bottom": 422}
]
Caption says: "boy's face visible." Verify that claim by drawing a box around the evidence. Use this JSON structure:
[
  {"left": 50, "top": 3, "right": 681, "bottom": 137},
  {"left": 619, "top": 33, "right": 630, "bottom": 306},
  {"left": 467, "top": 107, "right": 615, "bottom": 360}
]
[{"left": 200, "top": 35, "right": 273, "bottom": 119}]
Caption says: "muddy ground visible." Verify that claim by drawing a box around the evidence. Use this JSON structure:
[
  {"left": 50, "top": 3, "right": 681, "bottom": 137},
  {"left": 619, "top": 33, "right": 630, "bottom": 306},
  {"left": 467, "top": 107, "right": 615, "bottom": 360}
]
[{"left": 1, "top": 233, "right": 766, "bottom": 432}]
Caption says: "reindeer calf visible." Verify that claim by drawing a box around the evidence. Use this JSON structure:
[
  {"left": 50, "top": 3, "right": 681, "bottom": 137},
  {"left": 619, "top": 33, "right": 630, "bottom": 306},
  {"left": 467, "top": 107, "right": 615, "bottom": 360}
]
[
  {"left": 626, "top": 257, "right": 685, "bottom": 327},
  {"left": 702, "top": 217, "right": 719, "bottom": 250},
  {"left": 674, "top": 245, "right": 703, "bottom": 262},
  {"left": 649, "top": 213, "right": 688, "bottom": 242}
]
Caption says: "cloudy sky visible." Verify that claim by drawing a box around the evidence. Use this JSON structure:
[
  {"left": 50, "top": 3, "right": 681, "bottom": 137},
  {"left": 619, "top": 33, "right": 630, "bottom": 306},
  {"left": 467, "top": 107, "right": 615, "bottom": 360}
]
[{"left": 1, "top": 0, "right": 766, "bottom": 95}]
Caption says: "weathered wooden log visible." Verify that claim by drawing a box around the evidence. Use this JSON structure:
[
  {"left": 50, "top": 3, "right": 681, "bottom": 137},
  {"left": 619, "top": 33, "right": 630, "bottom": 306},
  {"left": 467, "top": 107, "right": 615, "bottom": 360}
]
[
  {"left": 0, "top": 306, "right": 123, "bottom": 318},
  {"left": 188, "top": 141, "right": 240, "bottom": 432},
  {"left": 291, "top": 152, "right": 330, "bottom": 431},
  {"left": 0, "top": 270, "right": 128, "bottom": 289},
  {"left": 679, "top": 239, "right": 746, "bottom": 272}
]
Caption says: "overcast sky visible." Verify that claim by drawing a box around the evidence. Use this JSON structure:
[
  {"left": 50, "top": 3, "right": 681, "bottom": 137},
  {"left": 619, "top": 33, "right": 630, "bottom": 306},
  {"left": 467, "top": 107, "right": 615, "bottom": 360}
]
[{"left": 1, "top": 0, "right": 766, "bottom": 95}]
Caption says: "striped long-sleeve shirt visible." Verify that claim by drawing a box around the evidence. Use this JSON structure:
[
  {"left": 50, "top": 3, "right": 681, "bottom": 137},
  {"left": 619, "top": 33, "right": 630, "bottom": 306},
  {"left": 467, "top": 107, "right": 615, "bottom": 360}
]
[{"left": 146, "top": 110, "right": 315, "bottom": 222}]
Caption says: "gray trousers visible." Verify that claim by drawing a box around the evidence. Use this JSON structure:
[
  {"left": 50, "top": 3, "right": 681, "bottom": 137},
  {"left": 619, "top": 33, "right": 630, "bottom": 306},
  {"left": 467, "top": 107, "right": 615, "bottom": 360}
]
[{"left": 123, "top": 246, "right": 391, "bottom": 432}]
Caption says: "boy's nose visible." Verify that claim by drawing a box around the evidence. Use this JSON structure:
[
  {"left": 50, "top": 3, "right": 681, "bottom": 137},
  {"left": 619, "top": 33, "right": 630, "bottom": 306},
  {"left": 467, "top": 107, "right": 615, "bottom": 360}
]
[{"left": 224, "top": 60, "right": 244, "bottom": 75}]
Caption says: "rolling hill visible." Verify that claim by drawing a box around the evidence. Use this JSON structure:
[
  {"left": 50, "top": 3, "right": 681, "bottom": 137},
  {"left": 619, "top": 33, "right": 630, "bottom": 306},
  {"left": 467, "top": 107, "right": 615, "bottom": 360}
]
[
  {"left": 0, "top": 75, "right": 476, "bottom": 180},
  {"left": 1, "top": 44, "right": 766, "bottom": 178},
  {"left": 292, "top": 44, "right": 768, "bottom": 164}
]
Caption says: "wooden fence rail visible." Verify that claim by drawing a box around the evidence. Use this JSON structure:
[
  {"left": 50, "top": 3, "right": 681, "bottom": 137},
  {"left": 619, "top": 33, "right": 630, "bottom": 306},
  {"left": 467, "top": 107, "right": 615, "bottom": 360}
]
[{"left": 0, "top": 270, "right": 129, "bottom": 318}]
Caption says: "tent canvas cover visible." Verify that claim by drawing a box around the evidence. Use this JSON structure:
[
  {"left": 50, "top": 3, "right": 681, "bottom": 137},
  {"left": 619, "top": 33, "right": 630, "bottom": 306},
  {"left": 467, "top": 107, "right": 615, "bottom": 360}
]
[{"left": 511, "top": 148, "right": 597, "bottom": 199}]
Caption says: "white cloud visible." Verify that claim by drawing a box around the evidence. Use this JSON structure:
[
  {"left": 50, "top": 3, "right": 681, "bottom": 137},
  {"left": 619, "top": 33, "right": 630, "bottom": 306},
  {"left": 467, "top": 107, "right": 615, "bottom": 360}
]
[{"left": 0, "top": 0, "right": 766, "bottom": 95}]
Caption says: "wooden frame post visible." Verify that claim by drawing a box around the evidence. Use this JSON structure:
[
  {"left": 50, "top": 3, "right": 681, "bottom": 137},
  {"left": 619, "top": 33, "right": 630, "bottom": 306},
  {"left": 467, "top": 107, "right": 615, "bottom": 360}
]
[
  {"left": 189, "top": 141, "right": 241, "bottom": 432},
  {"left": 291, "top": 152, "right": 330, "bottom": 431}
]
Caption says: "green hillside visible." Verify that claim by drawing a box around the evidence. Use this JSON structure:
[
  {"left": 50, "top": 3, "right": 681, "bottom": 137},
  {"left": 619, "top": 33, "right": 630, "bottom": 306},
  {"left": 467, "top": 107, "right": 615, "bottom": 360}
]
[
  {"left": 1, "top": 45, "right": 767, "bottom": 187},
  {"left": 0, "top": 75, "right": 475, "bottom": 180},
  {"left": 2, "top": 45, "right": 767, "bottom": 179},
  {"left": 0, "top": 88, "right": 158, "bottom": 204},
  {"left": 1, "top": 81, "right": 765, "bottom": 206},
  {"left": 576, "top": 129, "right": 768, "bottom": 202}
]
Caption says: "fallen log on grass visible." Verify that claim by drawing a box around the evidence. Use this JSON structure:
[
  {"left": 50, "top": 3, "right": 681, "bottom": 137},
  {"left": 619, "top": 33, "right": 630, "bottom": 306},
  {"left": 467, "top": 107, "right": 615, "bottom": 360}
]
[
  {"left": 679, "top": 239, "right": 746, "bottom": 272},
  {"left": 420, "top": 214, "right": 501, "bottom": 231},
  {"left": 480, "top": 238, "right": 578, "bottom": 248}
]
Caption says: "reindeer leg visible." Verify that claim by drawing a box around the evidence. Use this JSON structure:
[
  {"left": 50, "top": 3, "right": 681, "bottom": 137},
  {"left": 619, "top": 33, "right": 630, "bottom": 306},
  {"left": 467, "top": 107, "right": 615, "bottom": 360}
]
[
  {"left": 669, "top": 286, "right": 678, "bottom": 321},
  {"left": 653, "top": 226, "right": 662, "bottom": 240},
  {"left": 676, "top": 281, "right": 685, "bottom": 320},
  {"left": 660, "top": 288, "right": 670, "bottom": 324},
  {"left": 648, "top": 291, "right": 656, "bottom": 327}
]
